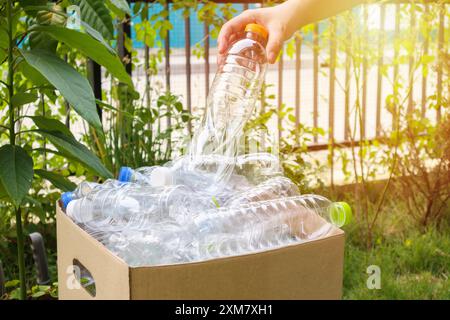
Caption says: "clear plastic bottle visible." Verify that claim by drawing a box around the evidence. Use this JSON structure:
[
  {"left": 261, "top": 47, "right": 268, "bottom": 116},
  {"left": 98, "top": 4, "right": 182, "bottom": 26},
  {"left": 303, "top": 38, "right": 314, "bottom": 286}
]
[
  {"left": 105, "top": 221, "right": 191, "bottom": 266},
  {"left": 177, "top": 196, "right": 351, "bottom": 263},
  {"left": 189, "top": 195, "right": 352, "bottom": 242},
  {"left": 117, "top": 166, "right": 165, "bottom": 186},
  {"left": 65, "top": 184, "right": 218, "bottom": 230},
  {"left": 192, "top": 231, "right": 293, "bottom": 262},
  {"left": 76, "top": 194, "right": 351, "bottom": 266},
  {"left": 60, "top": 179, "right": 125, "bottom": 209},
  {"left": 188, "top": 23, "right": 269, "bottom": 186},
  {"left": 224, "top": 176, "right": 300, "bottom": 207},
  {"left": 118, "top": 163, "right": 214, "bottom": 191},
  {"left": 118, "top": 159, "right": 251, "bottom": 197}
]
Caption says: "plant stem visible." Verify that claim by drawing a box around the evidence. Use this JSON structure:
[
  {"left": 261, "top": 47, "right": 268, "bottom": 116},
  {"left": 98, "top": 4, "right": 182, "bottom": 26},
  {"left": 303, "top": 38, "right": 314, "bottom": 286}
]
[
  {"left": 7, "top": 0, "right": 14, "bottom": 146},
  {"left": 7, "top": 0, "right": 26, "bottom": 300},
  {"left": 15, "top": 207, "right": 26, "bottom": 300}
]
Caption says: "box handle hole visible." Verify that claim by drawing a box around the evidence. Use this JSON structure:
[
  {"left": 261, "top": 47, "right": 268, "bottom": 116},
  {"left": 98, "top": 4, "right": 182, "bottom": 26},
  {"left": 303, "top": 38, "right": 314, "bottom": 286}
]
[{"left": 72, "top": 259, "right": 96, "bottom": 297}]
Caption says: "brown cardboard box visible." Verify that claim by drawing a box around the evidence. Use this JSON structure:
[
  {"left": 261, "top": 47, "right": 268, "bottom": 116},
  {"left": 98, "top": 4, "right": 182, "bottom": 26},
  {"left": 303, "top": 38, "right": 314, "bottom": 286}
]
[{"left": 56, "top": 204, "right": 345, "bottom": 300}]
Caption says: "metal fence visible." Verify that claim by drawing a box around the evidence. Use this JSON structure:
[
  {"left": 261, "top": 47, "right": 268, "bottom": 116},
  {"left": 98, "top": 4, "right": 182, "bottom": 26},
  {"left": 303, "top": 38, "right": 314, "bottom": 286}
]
[{"left": 88, "top": 0, "right": 449, "bottom": 156}]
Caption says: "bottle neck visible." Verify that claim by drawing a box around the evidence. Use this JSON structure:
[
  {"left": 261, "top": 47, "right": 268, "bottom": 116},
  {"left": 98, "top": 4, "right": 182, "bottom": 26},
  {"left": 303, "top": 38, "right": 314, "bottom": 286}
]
[{"left": 245, "top": 31, "right": 267, "bottom": 47}]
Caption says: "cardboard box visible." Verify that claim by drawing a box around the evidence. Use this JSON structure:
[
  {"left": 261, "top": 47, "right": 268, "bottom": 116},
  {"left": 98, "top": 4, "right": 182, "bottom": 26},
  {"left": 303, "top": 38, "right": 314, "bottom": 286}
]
[{"left": 56, "top": 204, "right": 345, "bottom": 300}]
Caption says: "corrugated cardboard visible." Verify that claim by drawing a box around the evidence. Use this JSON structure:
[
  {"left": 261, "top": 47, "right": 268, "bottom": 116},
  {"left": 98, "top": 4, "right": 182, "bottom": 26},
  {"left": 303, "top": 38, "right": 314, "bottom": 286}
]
[{"left": 57, "top": 204, "right": 345, "bottom": 300}]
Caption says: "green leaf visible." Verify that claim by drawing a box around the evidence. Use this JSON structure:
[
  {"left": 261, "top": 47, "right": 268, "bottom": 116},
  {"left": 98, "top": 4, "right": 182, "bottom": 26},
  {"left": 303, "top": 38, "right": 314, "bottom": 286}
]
[
  {"left": 0, "top": 145, "right": 34, "bottom": 207},
  {"left": 34, "top": 169, "right": 76, "bottom": 192},
  {"left": 106, "top": 0, "right": 131, "bottom": 16},
  {"left": 8, "top": 288, "right": 22, "bottom": 300},
  {"left": 0, "top": 49, "right": 6, "bottom": 64},
  {"left": 174, "top": 101, "right": 183, "bottom": 113},
  {"left": 18, "top": 0, "right": 47, "bottom": 16},
  {"left": 28, "top": 4, "right": 66, "bottom": 53},
  {"left": 29, "top": 30, "right": 58, "bottom": 53},
  {"left": 0, "top": 180, "right": 7, "bottom": 199},
  {"left": 31, "top": 291, "right": 47, "bottom": 298},
  {"left": 31, "top": 115, "right": 73, "bottom": 136},
  {"left": 4, "top": 279, "right": 20, "bottom": 288},
  {"left": 0, "top": 20, "right": 8, "bottom": 49},
  {"left": 36, "top": 5, "right": 66, "bottom": 25},
  {"left": 31, "top": 117, "right": 112, "bottom": 179},
  {"left": 10, "top": 92, "right": 38, "bottom": 107},
  {"left": 21, "top": 49, "right": 102, "bottom": 131},
  {"left": 73, "top": 0, "right": 114, "bottom": 40},
  {"left": 18, "top": 61, "right": 50, "bottom": 87},
  {"left": 80, "top": 20, "right": 115, "bottom": 54},
  {"left": 33, "top": 25, "right": 133, "bottom": 87},
  {"left": 288, "top": 114, "right": 296, "bottom": 123}
]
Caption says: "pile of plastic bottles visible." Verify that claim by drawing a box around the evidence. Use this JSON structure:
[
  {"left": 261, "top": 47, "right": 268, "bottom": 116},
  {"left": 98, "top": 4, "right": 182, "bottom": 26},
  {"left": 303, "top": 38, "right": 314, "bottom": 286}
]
[
  {"left": 60, "top": 154, "right": 351, "bottom": 267},
  {"left": 59, "top": 23, "right": 351, "bottom": 267}
]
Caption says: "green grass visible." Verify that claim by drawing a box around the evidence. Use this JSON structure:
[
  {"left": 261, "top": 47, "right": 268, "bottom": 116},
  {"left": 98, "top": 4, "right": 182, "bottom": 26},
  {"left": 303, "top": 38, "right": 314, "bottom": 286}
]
[{"left": 343, "top": 229, "right": 450, "bottom": 299}]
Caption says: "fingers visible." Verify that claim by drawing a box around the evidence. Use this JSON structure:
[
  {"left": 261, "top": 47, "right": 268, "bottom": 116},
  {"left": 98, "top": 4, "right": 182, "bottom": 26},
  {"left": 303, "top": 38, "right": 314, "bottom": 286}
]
[
  {"left": 218, "top": 10, "right": 256, "bottom": 54},
  {"left": 266, "top": 28, "right": 284, "bottom": 64}
]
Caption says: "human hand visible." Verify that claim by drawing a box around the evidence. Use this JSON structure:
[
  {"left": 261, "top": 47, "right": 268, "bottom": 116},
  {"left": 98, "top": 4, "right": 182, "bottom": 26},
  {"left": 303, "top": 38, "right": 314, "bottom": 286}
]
[{"left": 218, "top": 2, "right": 303, "bottom": 64}]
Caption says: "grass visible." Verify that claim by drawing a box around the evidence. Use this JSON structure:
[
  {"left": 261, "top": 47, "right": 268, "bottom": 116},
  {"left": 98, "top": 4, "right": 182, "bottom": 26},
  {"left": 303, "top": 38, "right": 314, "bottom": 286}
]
[{"left": 343, "top": 229, "right": 450, "bottom": 299}]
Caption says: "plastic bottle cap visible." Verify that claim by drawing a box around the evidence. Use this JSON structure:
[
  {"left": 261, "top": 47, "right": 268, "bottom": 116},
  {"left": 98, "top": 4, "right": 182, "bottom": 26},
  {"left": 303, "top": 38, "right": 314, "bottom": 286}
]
[
  {"left": 245, "top": 23, "right": 268, "bottom": 41},
  {"left": 329, "top": 202, "right": 352, "bottom": 227},
  {"left": 61, "top": 191, "right": 74, "bottom": 209},
  {"left": 118, "top": 166, "right": 133, "bottom": 182},
  {"left": 150, "top": 167, "right": 174, "bottom": 187}
]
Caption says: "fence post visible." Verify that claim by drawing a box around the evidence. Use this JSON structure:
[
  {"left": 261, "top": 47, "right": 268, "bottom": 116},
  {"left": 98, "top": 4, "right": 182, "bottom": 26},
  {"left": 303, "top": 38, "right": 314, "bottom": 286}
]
[
  {"left": 313, "top": 23, "right": 319, "bottom": 143},
  {"left": 295, "top": 33, "right": 302, "bottom": 144},
  {"left": 392, "top": 3, "right": 401, "bottom": 132},
  {"left": 164, "top": 0, "right": 172, "bottom": 152},
  {"left": 87, "top": 59, "right": 103, "bottom": 121},
  {"left": 185, "top": 13, "right": 192, "bottom": 135},
  {"left": 421, "top": 4, "right": 429, "bottom": 118},
  {"left": 344, "top": 12, "right": 351, "bottom": 141},
  {"left": 436, "top": 3, "right": 445, "bottom": 122},
  {"left": 361, "top": 4, "right": 368, "bottom": 139},
  {"left": 407, "top": 3, "right": 416, "bottom": 115},
  {"left": 278, "top": 47, "right": 283, "bottom": 141},
  {"left": 376, "top": 3, "right": 386, "bottom": 137},
  {"left": 329, "top": 17, "right": 337, "bottom": 189},
  {"left": 204, "top": 21, "right": 210, "bottom": 102}
]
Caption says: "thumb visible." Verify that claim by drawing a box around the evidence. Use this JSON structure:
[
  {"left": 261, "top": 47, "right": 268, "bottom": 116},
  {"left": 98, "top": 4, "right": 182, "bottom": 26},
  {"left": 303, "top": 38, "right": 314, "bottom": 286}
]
[{"left": 266, "top": 29, "right": 284, "bottom": 64}]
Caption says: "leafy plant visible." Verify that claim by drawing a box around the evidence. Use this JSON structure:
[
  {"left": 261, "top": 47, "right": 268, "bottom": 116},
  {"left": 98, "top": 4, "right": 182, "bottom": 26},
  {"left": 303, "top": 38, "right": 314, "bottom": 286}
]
[
  {"left": 0, "top": 0, "right": 131, "bottom": 299},
  {"left": 389, "top": 113, "right": 450, "bottom": 228},
  {"left": 87, "top": 91, "right": 193, "bottom": 175},
  {"left": 3, "top": 279, "right": 58, "bottom": 300}
]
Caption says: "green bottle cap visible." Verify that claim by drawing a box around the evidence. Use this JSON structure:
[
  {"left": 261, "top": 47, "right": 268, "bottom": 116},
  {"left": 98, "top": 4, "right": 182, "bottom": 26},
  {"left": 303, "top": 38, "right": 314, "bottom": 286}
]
[{"left": 329, "top": 202, "right": 352, "bottom": 227}]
